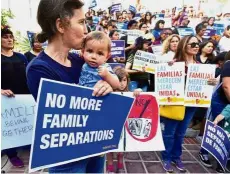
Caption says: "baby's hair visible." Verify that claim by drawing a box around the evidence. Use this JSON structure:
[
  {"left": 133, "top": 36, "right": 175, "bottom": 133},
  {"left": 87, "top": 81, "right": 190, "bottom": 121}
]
[
  {"left": 82, "top": 31, "right": 111, "bottom": 52},
  {"left": 113, "top": 67, "right": 130, "bottom": 92}
]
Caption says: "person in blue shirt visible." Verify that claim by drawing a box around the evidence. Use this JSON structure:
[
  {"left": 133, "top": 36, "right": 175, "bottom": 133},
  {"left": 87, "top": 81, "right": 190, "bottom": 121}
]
[
  {"left": 26, "top": 0, "right": 113, "bottom": 173},
  {"left": 79, "top": 31, "right": 119, "bottom": 89},
  {"left": 151, "top": 19, "right": 165, "bottom": 42}
]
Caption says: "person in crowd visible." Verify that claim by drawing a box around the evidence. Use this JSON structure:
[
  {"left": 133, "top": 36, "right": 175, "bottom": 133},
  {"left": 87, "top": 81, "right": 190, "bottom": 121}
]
[
  {"left": 106, "top": 67, "right": 142, "bottom": 173},
  {"left": 198, "top": 51, "right": 230, "bottom": 172},
  {"left": 139, "top": 23, "right": 155, "bottom": 42},
  {"left": 218, "top": 25, "right": 230, "bottom": 53},
  {"left": 96, "top": 18, "right": 108, "bottom": 33},
  {"left": 26, "top": 0, "right": 113, "bottom": 172},
  {"left": 207, "top": 17, "right": 215, "bottom": 29},
  {"left": 161, "top": 34, "right": 180, "bottom": 61},
  {"left": 151, "top": 19, "right": 165, "bottom": 42},
  {"left": 107, "top": 20, "right": 118, "bottom": 34},
  {"left": 195, "top": 23, "right": 207, "bottom": 42},
  {"left": 117, "top": 14, "right": 124, "bottom": 23},
  {"left": 161, "top": 35, "right": 200, "bottom": 173},
  {"left": 24, "top": 34, "right": 43, "bottom": 62},
  {"left": 152, "top": 28, "right": 172, "bottom": 46},
  {"left": 120, "top": 20, "right": 138, "bottom": 58},
  {"left": 127, "top": 10, "right": 135, "bottom": 21},
  {"left": 79, "top": 31, "right": 119, "bottom": 88},
  {"left": 109, "top": 30, "right": 126, "bottom": 63},
  {"left": 144, "top": 12, "right": 152, "bottom": 27},
  {"left": 196, "top": 40, "right": 215, "bottom": 64},
  {"left": 122, "top": 10, "right": 127, "bottom": 21},
  {"left": 125, "top": 36, "right": 151, "bottom": 92},
  {"left": 86, "top": 16, "right": 96, "bottom": 32},
  {"left": 1, "top": 26, "right": 30, "bottom": 168},
  {"left": 179, "top": 15, "right": 190, "bottom": 27},
  {"left": 213, "top": 52, "right": 227, "bottom": 77},
  {"left": 109, "top": 30, "right": 119, "bottom": 40}
]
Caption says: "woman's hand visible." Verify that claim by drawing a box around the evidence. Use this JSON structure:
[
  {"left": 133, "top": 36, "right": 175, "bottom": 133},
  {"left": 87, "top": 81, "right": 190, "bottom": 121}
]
[
  {"left": 207, "top": 78, "right": 218, "bottom": 86},
  {"left": 92, "top": 80, "right": 113, "bottom": 97},
  {"left": 1, "top": 89, "right": 15, "bottom": 97},
  {"left": 168, "top": 60, "right": 175, "bottom": 66}
]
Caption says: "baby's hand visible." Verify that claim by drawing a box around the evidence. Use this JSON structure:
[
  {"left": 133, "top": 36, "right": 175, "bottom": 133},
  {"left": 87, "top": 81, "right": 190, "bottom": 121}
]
[
  {"left": 133, "top": 88, "right": 142, "bottom": 97},
  {"left": 98, "top": 65, "right": 109, "bottom": 78}
]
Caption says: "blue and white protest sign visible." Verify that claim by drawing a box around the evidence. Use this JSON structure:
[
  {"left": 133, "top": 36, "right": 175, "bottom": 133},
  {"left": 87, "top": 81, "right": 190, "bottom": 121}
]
[
  {"left": 177, "top": 27, "right": 195, "bottom": 37},
  {"left": 89, "top": 0, "right": 97, "bottom": 9},
  {"left": 111, "top": 40, "right": 125, "bottom": 59},
  {"left": 201, "top": 121, "right": 230, "bottom": 170},
  {"left": 129, "top": 5, "right": 137, "bottom": 13},
  {"left": 29, "top": 79, "right": 134, "bottom": 172},
  {"left": 27, "top": 31, "right": 35, "bottom": 48},
  {"left": 116, "top": 22, "right": 128, "bottom": 30},
  {"left": 214, "top": 23, "right": 225, "bottom": 36},
  {"left": 203, "top": 29, "right": 216, "bottom": 39},
  {"left": 1, "top": 95, "right": 36, "bottom": 150},
  {"left": 111, "top": 3, "right": 122, "bottom": 14},
  {"left": 156, "top": 14, "right": 165, "bottom": 19}
]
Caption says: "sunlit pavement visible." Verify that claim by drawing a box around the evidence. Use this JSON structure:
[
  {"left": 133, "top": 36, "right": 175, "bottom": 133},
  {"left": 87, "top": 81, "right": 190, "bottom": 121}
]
[{"left": 1, "top": 138, "right": 218, "bottom": 173}]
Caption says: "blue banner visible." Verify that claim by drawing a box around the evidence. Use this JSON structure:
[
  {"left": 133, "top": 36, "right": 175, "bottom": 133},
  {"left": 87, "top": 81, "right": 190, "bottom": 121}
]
[
  {"left": 177, "top": 27, "right": 195, "bottom": 37},
  {"left": 29, "top": 79, "right": 134, "bottom": 172},
  {"left": 108, "top": 63, "right": 125, "bottom": 71},
  {"left": 111, "top": 3, "right": 122, "bottom": 14},
  {"left": 116, "top": 22, "right": 128, "bottom": 30},
  {"left": 156, "top": 14, "right": 165, "bottom": 19},
  {"left": 129, "top": 5, "right": 137, "bottom": 14},
  {"left": 213, "top": 23, "right": 225, "bottom": 36},
  {"left": 89, "top": 0, "right": 97, "bottom": 9},
  {"left": 203, "top": 29, "right": 216, "bottom": 39},
  {"left": 111, "top": 40, "right": 125, "bottom": 59},
  {"left": 201, "top": 120, "right": 230, "bottom": 170}
]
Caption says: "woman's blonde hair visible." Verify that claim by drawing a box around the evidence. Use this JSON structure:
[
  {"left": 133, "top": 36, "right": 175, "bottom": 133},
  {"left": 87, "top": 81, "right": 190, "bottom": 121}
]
[{"left": 162, "top": 34, "right": 180, "bottom": 55}]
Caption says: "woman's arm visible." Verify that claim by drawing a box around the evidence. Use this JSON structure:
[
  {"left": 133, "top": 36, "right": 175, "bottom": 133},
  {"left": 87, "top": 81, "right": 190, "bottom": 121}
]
[
  {"left": 125, "top": 62, "right": 141, "bottom": 74},
  {"left": 222, "top": 77, "right": 230, "bottom": 102}
]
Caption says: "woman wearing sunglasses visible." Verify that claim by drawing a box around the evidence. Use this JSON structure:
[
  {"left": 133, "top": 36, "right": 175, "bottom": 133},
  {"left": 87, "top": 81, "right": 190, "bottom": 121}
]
[{"left": 160, "top": 35, "right": 200, "bottom": 173}]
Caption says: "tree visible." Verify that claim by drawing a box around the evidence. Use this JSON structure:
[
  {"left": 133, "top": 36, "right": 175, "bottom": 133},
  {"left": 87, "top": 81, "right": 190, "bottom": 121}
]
[{"left": 1, "top": 9, "right": 14, "bottom": 27}]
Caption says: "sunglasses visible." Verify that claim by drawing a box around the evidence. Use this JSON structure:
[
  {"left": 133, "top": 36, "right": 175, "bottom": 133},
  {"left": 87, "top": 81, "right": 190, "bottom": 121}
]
[
  {"left": 188, "top": 42, "right": 199, "bottom": 48},
  {"left": 163, "top": 32, "right": 172, "bottom": 35}
]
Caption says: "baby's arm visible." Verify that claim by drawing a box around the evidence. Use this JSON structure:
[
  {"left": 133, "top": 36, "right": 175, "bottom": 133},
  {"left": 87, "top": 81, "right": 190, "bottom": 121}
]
[
  {"left": 213, "top": 104, "right": 230, "bottom": 126},
  {"left": 98, "top": 65, "right": 119, "bottom": 89}
]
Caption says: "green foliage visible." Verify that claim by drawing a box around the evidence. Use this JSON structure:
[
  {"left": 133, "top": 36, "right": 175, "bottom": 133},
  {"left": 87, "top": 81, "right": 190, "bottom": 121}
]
[
  {"left": 14, "top": 31, "right": 31, "bottom": 53},
  {"left": 1, "top": 9, "right": 14, "bottom": 26}
]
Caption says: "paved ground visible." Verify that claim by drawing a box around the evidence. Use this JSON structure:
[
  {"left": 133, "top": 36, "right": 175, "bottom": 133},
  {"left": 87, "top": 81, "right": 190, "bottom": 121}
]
[{"left": 1, "top": 138, "right": 218, "bottom": 173}]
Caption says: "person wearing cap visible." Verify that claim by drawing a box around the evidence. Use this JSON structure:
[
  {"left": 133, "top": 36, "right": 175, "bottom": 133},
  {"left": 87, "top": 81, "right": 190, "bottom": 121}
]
[
  {"left": 120, "top": 20, "right": 138, "bottom": 59},
  {"left": 125, "top": 36, "right": 151, "bottom": 92}
]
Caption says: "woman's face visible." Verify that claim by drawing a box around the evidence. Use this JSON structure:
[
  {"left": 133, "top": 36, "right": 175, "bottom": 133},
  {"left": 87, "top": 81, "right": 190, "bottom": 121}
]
[
  {"left": 202, "top": 42, "right": 214, "bottom": 55},
  {"left": 102, "top": 20, "right": 108, "bottom": 27},
  {"left": 169, "top": 36, "right": 179, "bottom": 52},
  {"left": 140, "top": 24, "right": 148, "bottom": 33},
  {"left": 33, "top": 40, "right": 43, "bottom": 51},
  {"left": 159, "top": 22, "right": 164, "bottom": 29},
  {"left": 225, "top": 28, "right": 230, "bottom": 37},
  {"left": 143, "top": 42, "right": 150, "bottom": 51},
  {"left": 146, "top": 13, "right": 151, "bottom": 20},
  {"left": 112, "top": 31, "right": 119, "bottom": 40},
  {"left": 208, "top": 18, "right": 215, "bottom": 25},
  {"left": 1, "top": 34, "right": 14, "bottom": 50},
  {"left": 62, "top": 8, "right": 87, "bottom": 50},
  {"left": 119, "top": 77, "right": 128, "bottom": 91},
  {"left": 186, "top": 37, "right": 199, "bottom": 56}
]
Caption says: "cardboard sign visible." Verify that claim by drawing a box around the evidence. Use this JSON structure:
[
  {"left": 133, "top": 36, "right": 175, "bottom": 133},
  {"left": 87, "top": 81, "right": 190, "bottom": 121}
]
[
  {"left": 127, "top": 30, "right": 144, "bottom": 45},
  {"left": 111, "top": 3, "right": 122, "bottom": 14},
  {"left": 1, "top": 95, "right": 36, "bottom": 150},
  {"left": 213, "top": 23, "right": 225, "bottom": 36},
  {"left": 185, "top": 64, "right": 216, "bottom": 107},
  {"left": 29, "top": 79, "right": 134, "bottom": 172},
  {"left": 177, "top": 27, "right": 195, "bottom": 37},
  {"left": 201, "top": 121, "right": 230, "bottom": 170},
  {"left": 155, "top": 62, "right": 185, "bottom": 105},
  {"left": 114, "top": 93, "right": 165, "bottom": 152},
  {"left": 132, "top": 50, "right": 170, "bottom": 74},
  {"left": 111, "top": 40, "right": 125, "bottom": 59},
  {"left": 151, "top": 45, "right": 163, "bottom": 56},
  {"left": 129, "top": 5, "right": 137, "bottom": 14}
]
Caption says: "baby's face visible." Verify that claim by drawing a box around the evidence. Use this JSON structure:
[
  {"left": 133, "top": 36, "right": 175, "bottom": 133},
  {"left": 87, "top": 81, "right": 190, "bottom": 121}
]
[{"left": 82, "top": 39, "right": 110, "bottom": 68}]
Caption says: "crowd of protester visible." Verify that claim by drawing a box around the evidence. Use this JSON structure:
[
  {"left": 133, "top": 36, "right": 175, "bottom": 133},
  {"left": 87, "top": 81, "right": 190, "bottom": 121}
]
[{"left": 1, "top": 0, "right": 230, "bottom": 173}]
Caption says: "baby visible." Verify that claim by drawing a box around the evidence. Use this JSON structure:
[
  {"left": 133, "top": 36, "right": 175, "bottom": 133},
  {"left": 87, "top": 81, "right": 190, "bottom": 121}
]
[{"left": 79, "top": 31, "right": 119, "bottom": 89}]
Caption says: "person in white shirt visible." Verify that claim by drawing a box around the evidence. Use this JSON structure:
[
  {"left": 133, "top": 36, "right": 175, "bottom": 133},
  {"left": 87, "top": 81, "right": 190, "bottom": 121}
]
[
  {"left": 219, "top": 25, "right": 230, "bottom": 52},
  {"left": 161, "top": 34, "right": 181, "bottom": 61}
]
